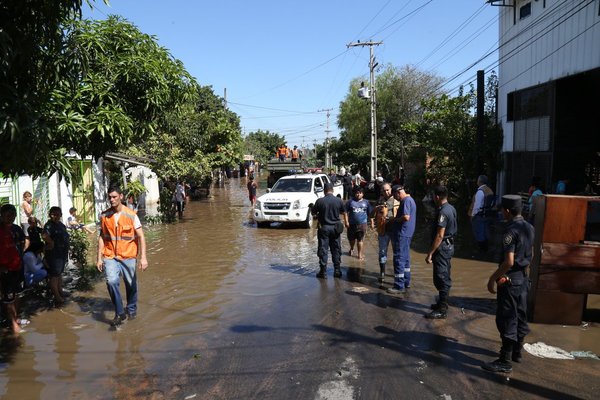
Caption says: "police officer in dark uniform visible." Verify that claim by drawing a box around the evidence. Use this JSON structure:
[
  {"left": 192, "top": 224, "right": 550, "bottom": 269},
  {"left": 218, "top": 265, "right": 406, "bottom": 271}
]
[
  {"left": 483, "top": 194, "right": 534, "bottom": 373},
  {"left": 312, "top": 183, "right": 347, "bottom": 279},
  {"left": 425, "top": 185, "right": 457, "bottom": 319}
]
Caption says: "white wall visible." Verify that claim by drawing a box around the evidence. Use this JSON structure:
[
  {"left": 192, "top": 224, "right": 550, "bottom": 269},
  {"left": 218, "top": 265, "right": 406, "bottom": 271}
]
[
  {"left": 127, "top": 165, "right": 160, "bottom": 216},
  {"left": 497, "top": 0, "right": 600, "bottom": 151}
]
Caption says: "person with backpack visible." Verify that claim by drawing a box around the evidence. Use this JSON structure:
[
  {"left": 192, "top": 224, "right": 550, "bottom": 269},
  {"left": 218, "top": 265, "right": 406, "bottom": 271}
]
[{"left": 468, "top": 175, "right": 495, "bottom": 253}]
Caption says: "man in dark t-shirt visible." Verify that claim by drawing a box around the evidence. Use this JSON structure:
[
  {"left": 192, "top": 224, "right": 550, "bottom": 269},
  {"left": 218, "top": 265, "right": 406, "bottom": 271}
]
[{"left": 312, "top": 183, "right": 347, "bottom": 279}]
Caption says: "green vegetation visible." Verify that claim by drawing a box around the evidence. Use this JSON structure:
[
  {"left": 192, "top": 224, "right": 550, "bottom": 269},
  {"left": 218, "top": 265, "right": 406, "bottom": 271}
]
[
  {"left": 334, "top": 65, "right": 502, "bottom": 204},
  {"left": 243, "top": 130, "right": 286, "bottom": 166},
  {"left": 68, "top": 228, "right": 100, "bottom": 290},
  {"left": 1, "top": 3, "right": 242, "bottom": 188}
]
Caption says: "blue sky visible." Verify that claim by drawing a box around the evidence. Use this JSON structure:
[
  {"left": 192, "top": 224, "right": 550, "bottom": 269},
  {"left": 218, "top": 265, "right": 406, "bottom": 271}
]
[{"left": 84, "top": 1, "right": 499, "bottom": 148}]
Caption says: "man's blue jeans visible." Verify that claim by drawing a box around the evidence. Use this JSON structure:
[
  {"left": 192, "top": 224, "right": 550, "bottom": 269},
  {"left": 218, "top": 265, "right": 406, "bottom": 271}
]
[
  {"left": 103, "top": 258, "right": 138, "bottom": 317},
  {"left": 378, "top": 232, "right": 392, "bottom": 265}
]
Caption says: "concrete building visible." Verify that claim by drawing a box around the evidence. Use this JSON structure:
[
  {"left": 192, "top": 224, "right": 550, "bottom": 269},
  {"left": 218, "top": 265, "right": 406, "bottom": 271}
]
[{"left": 491, "top": 0, "right": 600, "bottom": 195}]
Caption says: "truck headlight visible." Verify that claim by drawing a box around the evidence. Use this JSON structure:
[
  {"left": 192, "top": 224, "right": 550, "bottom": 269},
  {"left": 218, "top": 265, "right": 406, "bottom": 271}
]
[
  {"left": 292, "top": 199, "right": 301, "bottom": 209},
  {"left": 255, "top": 200, "right": 261, "bottom": 210}
]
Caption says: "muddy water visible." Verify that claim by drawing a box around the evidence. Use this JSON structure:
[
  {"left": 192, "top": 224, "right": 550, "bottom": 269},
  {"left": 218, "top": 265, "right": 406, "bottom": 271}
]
[{"left": 1, "top": 176, "right": 599, "bottom": 399}]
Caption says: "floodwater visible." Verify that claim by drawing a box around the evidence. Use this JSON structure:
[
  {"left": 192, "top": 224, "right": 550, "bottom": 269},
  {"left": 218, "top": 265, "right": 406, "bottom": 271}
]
[{"left": 1, "top": 175, "right": 599, "bottom": 399}]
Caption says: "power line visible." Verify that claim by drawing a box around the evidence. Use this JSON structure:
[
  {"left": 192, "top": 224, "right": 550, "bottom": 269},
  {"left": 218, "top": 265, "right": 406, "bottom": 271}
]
[
  {"left": 415, "top": 3, "right": 488, "bottom": 68},
  {"left": 380, "top": 0, "right": 435, "bottom": 41},
  {"left": 436, "top": 0, "right": 594, "bottom": 93},
  {"left": 350, "top": 0, "right": 393, "bottom": 43},
  {"left": 439, "top": 0, "right": 583, "bottom": 94},
  {"left": 425, "top": 12, "right": 497, "bottom": 73}
]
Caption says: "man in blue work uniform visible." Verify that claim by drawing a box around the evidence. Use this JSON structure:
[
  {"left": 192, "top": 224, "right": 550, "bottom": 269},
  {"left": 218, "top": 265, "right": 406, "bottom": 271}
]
[
  {"left": 483, "top": 194, "right": 534, "bottom": 373},
  {"left": 425, "top": 185, "right": 457, "bottom": 319},
  {"left": 387, "top": 185, "right": 417, "bottom": 294},
  {"left": 313, "top": 183, "right": 347, "bottom": 279}
]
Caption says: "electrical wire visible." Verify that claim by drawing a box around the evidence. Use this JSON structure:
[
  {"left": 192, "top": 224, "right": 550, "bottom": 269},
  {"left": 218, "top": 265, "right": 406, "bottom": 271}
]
[
  {"left": 438, "top": 0, "right": 593, "bottom": 96},
  {"left": 415, "top": 3, "right": 488, "bottom": 68}
]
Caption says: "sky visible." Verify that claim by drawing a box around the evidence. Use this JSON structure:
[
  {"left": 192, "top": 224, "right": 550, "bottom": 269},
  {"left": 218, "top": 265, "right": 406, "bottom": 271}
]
[{"left": 84, "top": 1, "right": 500, "bottom": 148}]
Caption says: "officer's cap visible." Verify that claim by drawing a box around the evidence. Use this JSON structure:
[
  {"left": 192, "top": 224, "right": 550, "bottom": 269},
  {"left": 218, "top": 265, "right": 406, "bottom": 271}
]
[
  {"left": 501, "top": 194, "right": 522, "bottom": 210},
  {"left": 392, "top": 185, "right": 404, "bottom": 193}
]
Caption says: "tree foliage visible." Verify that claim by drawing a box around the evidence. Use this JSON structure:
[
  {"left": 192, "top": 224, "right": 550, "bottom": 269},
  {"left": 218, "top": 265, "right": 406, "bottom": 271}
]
[
  {"left": 243, "top": 130, "right": 286, "bottom": 166},
  {"left": 54, "top": 16, "right": 198, "bottom": 160},
  {"left": 334, "top": 65, "right": 443, "bottom": 178},
  {"left": 130, "top": 85, "right": 243, "bottom": 184},
  {"left": 405, "top": 73, "right": 503, "bottom": 203},
  {"left": 0, "top": 0, "right": 87, "bottom": 176},
  {"left": 1, "top": 4, "right": 244, "bottom": 186}
]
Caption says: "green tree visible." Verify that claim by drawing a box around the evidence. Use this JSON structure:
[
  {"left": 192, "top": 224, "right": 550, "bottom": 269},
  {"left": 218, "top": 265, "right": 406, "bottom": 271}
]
[
  {"left": 335, "top": 65, "right": 443, "bottom": 178},
  {"left": 405, "top": 74, "right": 503, "bottom": 204},
  {"left": 243, "top": 130, "right": 286, "bottom": 166},
  {"left": 54, "top": 16, "right": 197, "bottom": 160},
  {"left": 0, "top": 0, "right": 88, "bottom": 176},
  {"left": 130, "top": 84, "right": 243, "bottom": 184}
]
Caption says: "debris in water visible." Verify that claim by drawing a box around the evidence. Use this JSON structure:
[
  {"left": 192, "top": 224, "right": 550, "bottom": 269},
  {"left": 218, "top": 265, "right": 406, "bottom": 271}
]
[
  {"left": 461, "top": 308, "right": 465, "bottom": 314},
  {"left": 570, "top": 351, "right": 600, "bottom": 360},
  {"left": 350, "top": 286, "right": 369, "bottom": 293},
  {"left": 523, "top": 342, "right": 575, "bottom": 360},
  {"left": 192, "top": 353, "right": 201, "bottom": 359},
  {"left": 184, "top": 394, "right": 197, "bottom": 400},
  {"left": 440, "top": 394, "right": 452, "bottom": 400}
]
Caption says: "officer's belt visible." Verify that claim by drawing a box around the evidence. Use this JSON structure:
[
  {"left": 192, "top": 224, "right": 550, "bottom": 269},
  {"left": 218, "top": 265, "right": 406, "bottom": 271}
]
[{"left": 442, "top": 236, "right": 454, "bottom": 245}]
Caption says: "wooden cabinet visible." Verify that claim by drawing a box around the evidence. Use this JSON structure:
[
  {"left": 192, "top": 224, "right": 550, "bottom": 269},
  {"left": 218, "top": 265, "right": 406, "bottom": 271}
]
[{"left": 528, "top": 195, "right": 600, "bottom": 325}]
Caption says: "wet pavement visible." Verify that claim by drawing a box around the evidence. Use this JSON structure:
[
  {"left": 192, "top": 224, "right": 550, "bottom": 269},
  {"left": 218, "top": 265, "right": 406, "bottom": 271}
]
[{"left": 1, "top": 176, "right": 599, "bottom": 399}]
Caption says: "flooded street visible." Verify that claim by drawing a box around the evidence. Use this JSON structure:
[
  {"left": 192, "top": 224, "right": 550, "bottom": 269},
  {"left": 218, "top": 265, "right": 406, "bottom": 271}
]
[{"left": 1, "top": 176, "right": 600, "bottom": 399}]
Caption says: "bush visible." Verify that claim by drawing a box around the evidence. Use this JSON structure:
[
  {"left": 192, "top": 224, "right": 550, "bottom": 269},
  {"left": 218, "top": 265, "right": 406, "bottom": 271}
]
[{"left": 69, "top": 229, "right": 100, "bottom": 290}]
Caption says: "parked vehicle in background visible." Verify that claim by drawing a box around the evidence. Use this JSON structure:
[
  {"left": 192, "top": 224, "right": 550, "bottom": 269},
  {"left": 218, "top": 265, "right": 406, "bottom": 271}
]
[{"left": 254, "top": 173, "right": 343, "bottom": 228}]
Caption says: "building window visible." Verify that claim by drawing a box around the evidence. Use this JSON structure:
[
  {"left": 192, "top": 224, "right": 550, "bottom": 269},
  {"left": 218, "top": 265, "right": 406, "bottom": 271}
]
[
  {"left": 507, "top": 85, "right": 551, "bottom": 121},
  {"left": 520, "top": 2, "right": 532, "bottom": 20},
  {"left": 514, "top": 117, "right": 551, "bottom": 151}
]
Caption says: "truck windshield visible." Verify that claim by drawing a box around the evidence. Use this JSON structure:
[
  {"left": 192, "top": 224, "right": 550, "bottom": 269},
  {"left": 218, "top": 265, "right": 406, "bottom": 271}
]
[{"left": 271, "top": 179, "right": 312, "bottom": 193}]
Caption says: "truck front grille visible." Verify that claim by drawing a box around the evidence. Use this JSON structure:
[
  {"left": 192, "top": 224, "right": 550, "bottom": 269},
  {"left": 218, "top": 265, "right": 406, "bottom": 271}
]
[{"left": 264, "top": 202, "right": 290, "bottom": 210}]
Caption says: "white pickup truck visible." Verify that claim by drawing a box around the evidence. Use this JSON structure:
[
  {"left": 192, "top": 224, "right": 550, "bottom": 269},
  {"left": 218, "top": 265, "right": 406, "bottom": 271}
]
[{"left": 254, "top": 173, "right": 344, "bottom": 228}]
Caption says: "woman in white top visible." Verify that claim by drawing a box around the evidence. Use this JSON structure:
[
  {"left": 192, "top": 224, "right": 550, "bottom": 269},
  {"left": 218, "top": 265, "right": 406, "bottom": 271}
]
[{"left": 20, "top": 191, "right": 34, "bottom": 235}]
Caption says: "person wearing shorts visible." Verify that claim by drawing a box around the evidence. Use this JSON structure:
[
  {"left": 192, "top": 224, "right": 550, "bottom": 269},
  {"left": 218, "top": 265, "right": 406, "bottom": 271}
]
[
  {"left": 247, "top": 175, "right": 258, "bottom": 207},
  {"left": 344, "top": 186, "right": 373, "bottom": 260}
]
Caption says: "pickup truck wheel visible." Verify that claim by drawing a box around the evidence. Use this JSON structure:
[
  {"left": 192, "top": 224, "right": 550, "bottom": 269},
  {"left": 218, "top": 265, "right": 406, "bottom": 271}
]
[
  {"left": 302, "top": 209, "right": 314, "bottom": 229},
  {"left": 257, "top": 221, "right": 270, "bottom": 228}
]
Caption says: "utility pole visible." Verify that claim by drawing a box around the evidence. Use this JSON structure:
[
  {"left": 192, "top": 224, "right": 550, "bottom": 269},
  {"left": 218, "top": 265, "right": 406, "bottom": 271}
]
[
  {"left": 347, "top": 40, "right": 382, "bottom": 181},
  {"left": 318, "top": 108, "right": 333, "bottom": 170},
  {"left": 476, "top": 70, "right": 485, "bottom": 174}
]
